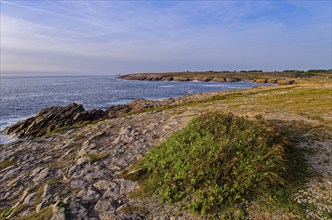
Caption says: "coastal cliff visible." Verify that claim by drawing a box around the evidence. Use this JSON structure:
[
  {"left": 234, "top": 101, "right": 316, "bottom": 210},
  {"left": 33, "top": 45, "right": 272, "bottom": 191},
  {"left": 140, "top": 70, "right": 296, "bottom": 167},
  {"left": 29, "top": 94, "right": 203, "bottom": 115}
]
[{"left": 0, "top": 75, "right": 331, "bottom": 219}]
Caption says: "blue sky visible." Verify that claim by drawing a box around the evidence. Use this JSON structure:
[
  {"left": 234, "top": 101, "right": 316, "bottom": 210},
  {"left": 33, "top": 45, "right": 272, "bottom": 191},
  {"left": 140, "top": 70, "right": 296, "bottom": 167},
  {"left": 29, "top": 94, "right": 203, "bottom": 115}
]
[{"left": 1, "top": 0, "right": 331, "bottom": 75}]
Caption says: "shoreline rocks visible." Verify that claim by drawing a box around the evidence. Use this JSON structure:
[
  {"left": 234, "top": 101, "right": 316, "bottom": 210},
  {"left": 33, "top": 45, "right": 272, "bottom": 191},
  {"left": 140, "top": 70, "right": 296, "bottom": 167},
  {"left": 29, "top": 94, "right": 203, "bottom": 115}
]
[
  {"left": 2, "top": 98, "right": 176, "bottom": 139},
  {"left": 119, "top": 72, "right": 297, "bottom": 85},
  {"left": 2, "top": 103, "right": 105, "bottom": 139}
]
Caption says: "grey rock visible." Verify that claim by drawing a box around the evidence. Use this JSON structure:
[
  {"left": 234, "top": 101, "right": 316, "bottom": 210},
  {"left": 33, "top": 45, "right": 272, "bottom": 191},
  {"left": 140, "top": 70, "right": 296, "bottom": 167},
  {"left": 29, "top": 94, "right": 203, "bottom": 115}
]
[
  {"left": 42, "top": 183, "right": 52, "bottom": 198},
  {"left": 2, "top": 167, "right": 21, "bottom": 180},
  {"left": 71, "top": 180, "right": 87, "bottom": 189},
  {"left": 94, "top": 199, "right": 118, "bottom": 215},
  {"left": 3, "top": 103, "right": 105, "bottom": 138},
  {"left": 51, "top": 203, "right": 66, "bottom": 220},
  {"left": 76, "top": 187, "right": 100, "bottom": 202},
  {"left": 77, "top": 156, "right": 90, "bottom": 165},
  {"left": 33, "top": 168, "right": 50, "bottom": 182},
  {"left": 24, "top": 192, "right": 37, "bottom": 205},
  {"left": 113, "top": 179, "right": 138, "bottom": 195},
  {"left": 67, "top": 202, "right": 89, "bottom": 219}
]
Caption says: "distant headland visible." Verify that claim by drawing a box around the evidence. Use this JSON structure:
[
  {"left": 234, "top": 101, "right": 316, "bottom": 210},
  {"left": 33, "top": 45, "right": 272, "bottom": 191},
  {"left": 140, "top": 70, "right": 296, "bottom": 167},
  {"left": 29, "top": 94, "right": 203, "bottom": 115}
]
[{"left": 119, "top": 69, "right": 332, "bottom": 85}]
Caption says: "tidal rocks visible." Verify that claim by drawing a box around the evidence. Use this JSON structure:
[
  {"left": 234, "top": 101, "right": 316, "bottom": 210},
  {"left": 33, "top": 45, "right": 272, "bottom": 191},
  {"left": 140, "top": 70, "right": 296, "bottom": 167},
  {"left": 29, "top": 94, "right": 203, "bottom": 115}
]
[{"left": 2, "top": 103, "right": 105, "bottom": 138}]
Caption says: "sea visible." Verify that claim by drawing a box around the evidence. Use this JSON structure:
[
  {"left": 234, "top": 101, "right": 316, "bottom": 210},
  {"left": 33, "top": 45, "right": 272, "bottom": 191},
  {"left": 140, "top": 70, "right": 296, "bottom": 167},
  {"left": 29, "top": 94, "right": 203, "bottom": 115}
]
[{"left": 0, "top": 75, "right": 269, "bottom": 144}]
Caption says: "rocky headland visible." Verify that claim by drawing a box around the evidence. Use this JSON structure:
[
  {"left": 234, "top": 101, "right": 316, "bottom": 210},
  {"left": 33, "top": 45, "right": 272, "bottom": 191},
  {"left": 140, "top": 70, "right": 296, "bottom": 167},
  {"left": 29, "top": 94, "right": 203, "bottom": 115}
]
[
  {"left": 1, "top": 72, "right": 331, "bottom": 219},
  {"left": 119, "top": 71, "right": 300, "bottom": 85}
]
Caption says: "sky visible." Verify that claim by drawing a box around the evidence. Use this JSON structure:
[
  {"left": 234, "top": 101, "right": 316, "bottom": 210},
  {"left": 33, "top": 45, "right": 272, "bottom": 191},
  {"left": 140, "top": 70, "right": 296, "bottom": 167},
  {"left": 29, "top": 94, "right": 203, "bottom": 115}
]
[{"left": 0, "top": 0, "right": 331, "bottom": 75}]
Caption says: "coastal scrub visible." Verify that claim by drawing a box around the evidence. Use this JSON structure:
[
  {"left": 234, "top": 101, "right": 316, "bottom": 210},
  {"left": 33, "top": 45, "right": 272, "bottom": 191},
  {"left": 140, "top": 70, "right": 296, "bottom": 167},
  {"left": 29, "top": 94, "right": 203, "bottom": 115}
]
[{"left": 124, "top": 112, "right": 305, "bottom": 217}]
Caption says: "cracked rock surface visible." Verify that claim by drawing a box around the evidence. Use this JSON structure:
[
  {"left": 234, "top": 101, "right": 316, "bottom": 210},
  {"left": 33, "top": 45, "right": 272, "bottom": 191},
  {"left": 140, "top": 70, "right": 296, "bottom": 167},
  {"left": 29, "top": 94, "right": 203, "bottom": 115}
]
[{"left": 1, "top": 108, "right": 195, "bottom": 219}]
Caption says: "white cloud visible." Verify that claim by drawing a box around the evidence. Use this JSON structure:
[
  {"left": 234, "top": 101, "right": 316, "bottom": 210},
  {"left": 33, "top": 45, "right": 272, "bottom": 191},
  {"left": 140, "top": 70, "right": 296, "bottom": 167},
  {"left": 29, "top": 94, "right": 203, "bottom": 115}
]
[{"left": 1, "top": 1, "right": 331, "bottom": 74}]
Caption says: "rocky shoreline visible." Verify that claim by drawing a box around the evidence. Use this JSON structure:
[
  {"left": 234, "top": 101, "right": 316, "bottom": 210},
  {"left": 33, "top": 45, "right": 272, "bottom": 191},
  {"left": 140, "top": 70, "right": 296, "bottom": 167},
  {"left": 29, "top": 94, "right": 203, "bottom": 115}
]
[
  {"left": 0, "top": 75, "right": 331, "bottom": 219},
  {"left": 2, "top": 98, "right": 178, "bottom": 139},
  {"left": 119, "top": 71, "right": 297, "bottom": 85}
]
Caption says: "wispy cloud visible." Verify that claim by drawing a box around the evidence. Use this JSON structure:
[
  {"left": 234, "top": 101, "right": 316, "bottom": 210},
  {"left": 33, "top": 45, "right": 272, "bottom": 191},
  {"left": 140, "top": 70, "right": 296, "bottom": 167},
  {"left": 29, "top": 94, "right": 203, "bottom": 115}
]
[{"left": 1, "top": 0, "right": 331, "bottom": 74}]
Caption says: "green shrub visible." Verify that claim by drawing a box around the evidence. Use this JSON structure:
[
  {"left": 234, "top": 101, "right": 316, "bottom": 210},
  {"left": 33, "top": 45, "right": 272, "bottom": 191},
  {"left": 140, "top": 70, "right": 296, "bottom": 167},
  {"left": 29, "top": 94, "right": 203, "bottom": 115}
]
[{"left": 125, "top": 113, "right": 292, "bottom": 216}]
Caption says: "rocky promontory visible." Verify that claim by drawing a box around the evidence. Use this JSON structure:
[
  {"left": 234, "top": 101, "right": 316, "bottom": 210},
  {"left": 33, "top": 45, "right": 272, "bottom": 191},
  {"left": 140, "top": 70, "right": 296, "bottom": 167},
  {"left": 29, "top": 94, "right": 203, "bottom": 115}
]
[
  {"left": 119, "top": 71, "right": 300, "bottom": 85},
  {"left": 3, "top": 99, "right": 175, "bottom": 139},
  {"left": 2, "top": 103, "right": 105, "bottom": 138}
]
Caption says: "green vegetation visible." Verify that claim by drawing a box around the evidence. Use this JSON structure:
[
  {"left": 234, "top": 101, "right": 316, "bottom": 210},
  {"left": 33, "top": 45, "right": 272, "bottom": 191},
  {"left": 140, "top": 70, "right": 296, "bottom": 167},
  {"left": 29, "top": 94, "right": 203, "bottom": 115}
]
[
  {"left": 124, "top": 113, "right": 307, "bottom": 217},
  {"left": 0, "top": 207, "right": 13, "bottom": 218},
  {"left": 48, "top": 120, "right": 95, "bottom": 135},
  {"left": 0, "top": 160, "right": 16, "bottom": 169}
]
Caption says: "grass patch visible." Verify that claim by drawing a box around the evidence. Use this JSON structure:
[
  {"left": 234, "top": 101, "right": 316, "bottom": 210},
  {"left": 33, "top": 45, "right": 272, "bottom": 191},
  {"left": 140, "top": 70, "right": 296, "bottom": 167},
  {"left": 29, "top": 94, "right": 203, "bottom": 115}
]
[
  {"left": 124, "top": 112, "right": 307, "bottom": 217},
  {"left": 86, "top": 153, "right": 108, "bottom": 163},
  {"left": 48, "top": 120, "right": 94, "bottom": 135},
  {"left": 256, "top": 88, "right": 332, "bottom": 122},
  {"left": 0, "top": 207, "right": 13, "bottom": 218},
  {"left": 0, "top": 160, "right": 16, "bottom": 169}
]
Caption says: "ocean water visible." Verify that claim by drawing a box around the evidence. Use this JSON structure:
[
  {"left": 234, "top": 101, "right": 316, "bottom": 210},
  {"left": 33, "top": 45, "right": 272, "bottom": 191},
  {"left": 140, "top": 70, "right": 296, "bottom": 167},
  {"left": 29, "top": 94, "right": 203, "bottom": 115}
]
[{"left": 0, "top": 75, "right": 268, "bottom": 144}]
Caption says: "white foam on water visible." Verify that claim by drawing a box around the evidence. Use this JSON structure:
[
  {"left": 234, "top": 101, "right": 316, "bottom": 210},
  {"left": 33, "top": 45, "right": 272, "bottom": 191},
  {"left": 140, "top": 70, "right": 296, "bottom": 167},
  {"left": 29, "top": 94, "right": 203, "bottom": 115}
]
[
  {"left": 159, "top": 85, "right": 175, "bottom": 88},
  {"left": 202, "top": 85, "right": 227, "bottom": 87},
  {"left": 0, "top": 133, "right": 18, "bottom": 145},
  {"left": 0, "top": 115, "right": 31, "bottom": 145}
]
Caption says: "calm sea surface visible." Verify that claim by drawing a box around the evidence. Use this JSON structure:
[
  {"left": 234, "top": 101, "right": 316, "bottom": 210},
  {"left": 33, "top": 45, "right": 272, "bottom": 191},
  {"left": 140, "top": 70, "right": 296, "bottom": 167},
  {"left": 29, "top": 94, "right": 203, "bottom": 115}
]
[{"left": 0, "top": 75, "right": 268, "bottom": 143}]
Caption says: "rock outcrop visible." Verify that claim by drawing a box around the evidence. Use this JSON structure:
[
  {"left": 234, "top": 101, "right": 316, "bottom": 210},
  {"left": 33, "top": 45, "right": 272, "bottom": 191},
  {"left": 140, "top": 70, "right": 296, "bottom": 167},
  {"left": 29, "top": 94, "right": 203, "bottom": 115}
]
[
  {"left": 2, "top": 99, "right": 178, "bottom": 139},
  {"left": 2, "top": 103, "right": 105, "bottom": 138}
]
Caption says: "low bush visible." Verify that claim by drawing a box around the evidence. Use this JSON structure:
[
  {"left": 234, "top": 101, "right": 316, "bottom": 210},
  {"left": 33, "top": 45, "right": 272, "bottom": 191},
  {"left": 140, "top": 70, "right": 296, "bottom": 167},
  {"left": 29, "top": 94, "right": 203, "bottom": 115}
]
[{"left": 124, "top": 112, "right": 299, "bottom": 217}]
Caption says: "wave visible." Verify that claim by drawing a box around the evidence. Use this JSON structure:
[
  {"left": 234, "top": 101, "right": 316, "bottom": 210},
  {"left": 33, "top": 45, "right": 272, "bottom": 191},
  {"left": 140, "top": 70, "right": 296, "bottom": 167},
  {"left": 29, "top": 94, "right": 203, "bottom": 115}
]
[
  {"left": 159, "top": 85, "right": 175, "bottom": 88},
  {"left": 0, "top": 116, "right": 30, "bottom": 131},
  {"left": 202, "top": 85, "right": 227, "bottom": 87},
  {"left": 0, "top": 134, "right": 18, "bottom": 145},
  {"left": 0, "top": 116, "right": 27, "bottom": 144}
]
